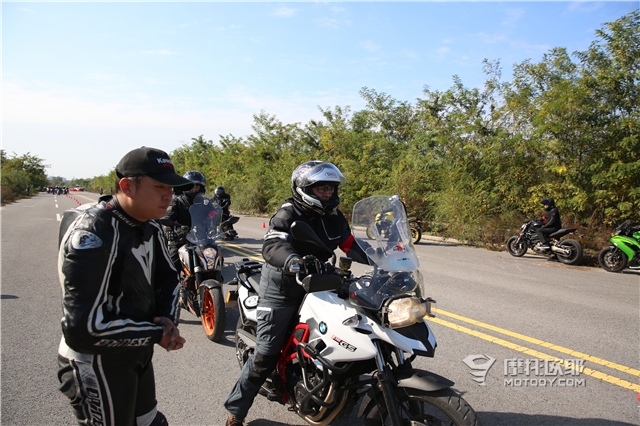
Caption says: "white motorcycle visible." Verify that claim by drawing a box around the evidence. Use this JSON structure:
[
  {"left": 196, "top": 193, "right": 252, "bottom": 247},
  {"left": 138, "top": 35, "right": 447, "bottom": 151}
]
[{"left": 227, "top": 196, "right": 481, "bottom": 426}]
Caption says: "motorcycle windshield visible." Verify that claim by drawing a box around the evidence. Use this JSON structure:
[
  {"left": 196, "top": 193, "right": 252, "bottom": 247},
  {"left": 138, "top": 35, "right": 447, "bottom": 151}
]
[
  {"left": 349, "top": 196, "right": 424, "bottom": 310},
  {"left": 351, "top": 195, "right": 420, "bottom": 271},
  {"left": 186, "top": 195, "right": 223, "bottom": 244}
]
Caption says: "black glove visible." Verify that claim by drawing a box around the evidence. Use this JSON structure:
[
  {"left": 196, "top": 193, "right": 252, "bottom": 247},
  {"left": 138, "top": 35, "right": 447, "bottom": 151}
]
[{"left": 284, "top": 255, "right": 304, "bottom": 275}]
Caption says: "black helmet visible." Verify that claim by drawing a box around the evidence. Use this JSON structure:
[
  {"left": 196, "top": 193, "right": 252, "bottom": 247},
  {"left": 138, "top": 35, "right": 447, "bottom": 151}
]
[
  {"left": 541, "top": 197, "right": 555, "bottom": 211},
  {"left": 183, "top": 170, "right": 206, "bottom": 186},
  {"left": 215, "top": 186, "right": 225, "bottom": 196},
  {"left": 291, "top": 161, "right": 345, "bottom": 215}
]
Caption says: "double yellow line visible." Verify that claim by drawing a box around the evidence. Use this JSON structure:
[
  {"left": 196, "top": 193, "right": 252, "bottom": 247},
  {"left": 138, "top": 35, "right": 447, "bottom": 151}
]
[
  {"left": 221, "top": 242, "right": 640, "bottom": 393},
  {"left": 428, "top": 309, "right": 640, "bottom": 392}
]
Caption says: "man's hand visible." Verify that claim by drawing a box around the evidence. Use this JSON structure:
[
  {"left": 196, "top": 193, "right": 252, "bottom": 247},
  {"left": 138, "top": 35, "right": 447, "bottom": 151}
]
[{"left": 154, "top": 317, "right": 186, "bottom": 352}]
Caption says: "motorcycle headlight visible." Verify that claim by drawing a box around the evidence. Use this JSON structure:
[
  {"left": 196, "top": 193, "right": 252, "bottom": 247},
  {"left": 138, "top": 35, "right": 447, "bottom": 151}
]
[
  {"left": 202, "top": 247, "right": 218, "bottom": 269},
  {"left": 383, "top": 296, "right": 430, "bottom": 329}
]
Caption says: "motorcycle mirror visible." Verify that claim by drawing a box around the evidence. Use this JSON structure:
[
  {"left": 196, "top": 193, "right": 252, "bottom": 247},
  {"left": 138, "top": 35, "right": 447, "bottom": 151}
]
[{"left": 290, "top": 221, "right": 334, "bottom": 257}]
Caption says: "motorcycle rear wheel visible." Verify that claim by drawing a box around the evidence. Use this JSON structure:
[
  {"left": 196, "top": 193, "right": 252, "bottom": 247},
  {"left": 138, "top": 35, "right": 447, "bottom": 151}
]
[
  {"left": 556, "top": 239, "right": 583, "bottom": 265},
  {"left": 364, "top": 387, "right": 481, "bottom": 426},
  {"left": 507, "top": 236, "right": 527, "bottom": 257},
  {"left": 200, "top": 282, "right": 226, "bottom": 342},
  {"left": 598, "top": 246, "right": 628, "bottom": 272}
]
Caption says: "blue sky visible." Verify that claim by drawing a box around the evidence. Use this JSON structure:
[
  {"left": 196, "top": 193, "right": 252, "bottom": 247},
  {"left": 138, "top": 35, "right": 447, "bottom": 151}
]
[{"left": 3, "top": 1, "right": 637, "bottom": 180}]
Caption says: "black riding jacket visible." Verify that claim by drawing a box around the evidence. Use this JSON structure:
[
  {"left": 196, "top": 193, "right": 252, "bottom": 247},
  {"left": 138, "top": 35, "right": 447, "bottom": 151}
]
[
  {"left": 161, "top": 193, "right": 196, "bottom": 246},
  {"left": 262, "top": 198, "right": 369, "bottom": 301},
  {"left": 58, "top": 195, "right": 179, "bottom": 354},
  {"left": 542, "top": 206, "right": 562, "bottom": 231}
]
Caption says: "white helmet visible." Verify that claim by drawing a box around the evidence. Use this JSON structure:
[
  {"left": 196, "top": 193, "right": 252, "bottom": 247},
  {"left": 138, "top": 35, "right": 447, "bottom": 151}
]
[{"left": 291, "top": 161, "right": 345, "bottom": 215}]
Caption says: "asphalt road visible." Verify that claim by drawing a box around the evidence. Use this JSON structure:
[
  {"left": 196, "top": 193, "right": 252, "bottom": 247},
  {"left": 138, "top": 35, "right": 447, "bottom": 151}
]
[{"left": 1, "top": 192, "right": 638, "bottom": 426}]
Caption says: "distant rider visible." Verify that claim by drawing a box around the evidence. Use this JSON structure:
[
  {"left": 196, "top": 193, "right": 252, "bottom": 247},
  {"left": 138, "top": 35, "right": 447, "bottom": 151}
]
[
  {"left": 160, "top": 170, "right": 207, "bottom": 271},
  {"left": 214, "top": 186, "right": 236, "bottom": 238},
  {"left": 537, "top": 197, "right": 562, "bottom": 253}
]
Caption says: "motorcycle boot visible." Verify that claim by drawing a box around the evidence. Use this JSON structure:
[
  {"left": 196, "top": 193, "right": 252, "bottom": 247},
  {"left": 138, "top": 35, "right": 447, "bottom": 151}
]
[{"left": 225, "top": 414, "right": 244, "bottom": 426}]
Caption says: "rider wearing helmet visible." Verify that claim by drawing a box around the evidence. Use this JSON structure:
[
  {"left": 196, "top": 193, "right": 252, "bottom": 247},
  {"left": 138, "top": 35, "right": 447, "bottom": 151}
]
[
  {"left": 223, "top": 161, "right": 371, "bottom": 426},
  {"left": 537, "top": 197, "right": 562, "bottom": 254},
  {"left": 160, "top": 170, "right": 206, "bottom": 270}
]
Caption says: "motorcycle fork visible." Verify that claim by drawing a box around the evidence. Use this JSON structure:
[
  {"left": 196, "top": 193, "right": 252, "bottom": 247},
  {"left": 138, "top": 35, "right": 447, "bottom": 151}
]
[{"left": 373, "top": 341, "right": 403, "bottom": 426}]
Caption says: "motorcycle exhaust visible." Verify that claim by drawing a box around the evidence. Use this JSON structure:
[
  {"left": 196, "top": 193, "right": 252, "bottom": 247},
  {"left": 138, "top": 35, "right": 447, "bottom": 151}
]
[{"left": 551, "top": 245, "right": 569, "bottom": 255}]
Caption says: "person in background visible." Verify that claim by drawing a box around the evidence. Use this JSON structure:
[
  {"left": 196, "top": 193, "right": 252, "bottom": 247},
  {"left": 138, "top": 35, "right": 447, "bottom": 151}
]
[
  {"left": 537, "top": 197, "right": 562, "bottom": 259},
  {"left": 214, "top": 186, "right": 236, "bottom": 239},
  {"left": 160, "top": 170, "right": 207, "bottom": 271},
  {"left": 56, "top": 146, "right": 191, "bottom": 426},
  {"left": 223, "top": 161, "right": 371, "bottom": 426}
]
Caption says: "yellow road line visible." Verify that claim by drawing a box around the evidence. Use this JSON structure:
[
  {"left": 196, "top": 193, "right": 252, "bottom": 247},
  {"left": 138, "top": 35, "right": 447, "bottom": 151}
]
[
  {"left": 427, "top": 316, "right": 640, "bottom": 392},
  {"left": 222, "top": 242, "right": 263, "bottom": 262},
  {"left": 433, "top": 308, "right": 640, "bottom": 377}
]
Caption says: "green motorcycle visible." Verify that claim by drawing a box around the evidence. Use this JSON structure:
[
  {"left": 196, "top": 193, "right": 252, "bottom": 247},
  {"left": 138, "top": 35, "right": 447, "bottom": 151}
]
[{"left": 598, "top": 220, "right": 640, "bottom": 273}]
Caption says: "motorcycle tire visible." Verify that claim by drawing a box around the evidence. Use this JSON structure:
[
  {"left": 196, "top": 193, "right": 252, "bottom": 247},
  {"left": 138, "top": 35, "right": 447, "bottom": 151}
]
[
  {"left": 364, "top": 387, "right": 481, "bottom": 426},
  {"left": 410, "top": 227, "right": 422, "bottom": 244},
  {"left": 598, "top": 246, "right": 628, "bottom": 273},
  {"left": 556, "top": 239, "right": 583, "bottom": 265},
  {"left": 234, "top": 317, "right": 256, "bottom": 369},
  {"left": 366, "top": 225, "right": 377, "bottom": 240},
  {"left": 200, "top": 282, "right": 226, "bottom": 342},
  {"left": 507, "top": 236, "right": 527, "bottom": 257}
]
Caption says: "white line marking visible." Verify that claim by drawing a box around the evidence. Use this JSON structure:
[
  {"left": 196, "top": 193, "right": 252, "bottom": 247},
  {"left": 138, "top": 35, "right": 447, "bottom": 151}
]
[
  {"left": 57, "top": 214, "right": 61, "bottom": 222},
  {"left": 56, "top": 204, "right": 59, "bottom": 208}
]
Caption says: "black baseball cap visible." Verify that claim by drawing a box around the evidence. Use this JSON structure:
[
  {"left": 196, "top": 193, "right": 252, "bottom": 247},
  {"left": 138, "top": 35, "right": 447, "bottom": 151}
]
[{"left": 115, "top": 147, "right": 194, "bottom": 189}]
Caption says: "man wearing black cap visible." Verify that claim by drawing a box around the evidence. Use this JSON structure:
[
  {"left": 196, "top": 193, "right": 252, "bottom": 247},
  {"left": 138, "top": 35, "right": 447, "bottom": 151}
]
[{"left": 57, "top": 147, "right": 193, "bottom": 426}]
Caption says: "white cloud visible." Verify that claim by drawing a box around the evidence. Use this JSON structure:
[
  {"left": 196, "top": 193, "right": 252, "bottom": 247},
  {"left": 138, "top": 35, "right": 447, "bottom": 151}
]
[
  {"left": 502, "top": 8, "right": 525, "bottom": 28},
  {"left": 141, "top": 49, "right": 178, "bottom": 55},
  {"left": 273, "top": 6, "right": 296, "bottom": 18},
  {"left": 361, "top": 40, "right": 381, "bottom": 53},
  {"left": 315, "top": 16, "right": 351, "bottom": 29},
  {"left": 2, "top": 79, "right": 364, "bottom": 177}
]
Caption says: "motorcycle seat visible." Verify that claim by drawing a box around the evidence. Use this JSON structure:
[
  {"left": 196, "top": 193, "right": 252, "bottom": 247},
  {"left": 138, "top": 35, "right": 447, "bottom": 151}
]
[{"left": 549, "top": 228, "right": 577, "bottom": 239}]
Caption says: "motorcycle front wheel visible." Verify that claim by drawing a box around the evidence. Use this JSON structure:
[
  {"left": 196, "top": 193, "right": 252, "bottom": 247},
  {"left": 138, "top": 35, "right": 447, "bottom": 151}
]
[
  {"left": 556, "top": 239, "right": 583, "bottom": 265},
  {"left": 366, "top": 225, "right": 377, "bottom": 240},
  {"left": 200, "top": 282, "right": 226, "bottom": 342},
  {"left": 507, "top": 236, "right": 527, "bottom": 257},
  {"left": 364, "top": 387, "right": 481, "bottom": 426},
  {"left": 410, "top": 227, "right": 422, "bottom": 244},
  {"left": 598, "top": 246, "right": 628, "bottom": 272}
]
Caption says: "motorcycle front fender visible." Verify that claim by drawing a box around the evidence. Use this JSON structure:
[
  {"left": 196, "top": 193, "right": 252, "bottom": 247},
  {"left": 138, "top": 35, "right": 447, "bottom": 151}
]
[
  {"left": 357, "top": 369, "right": 454, "bottom": 418},
  {"left": 198, "top": 280, "right": 222, "bottom": 304},
  {"left": 611, "top": 236, "right": 640, "bottom": 261}
]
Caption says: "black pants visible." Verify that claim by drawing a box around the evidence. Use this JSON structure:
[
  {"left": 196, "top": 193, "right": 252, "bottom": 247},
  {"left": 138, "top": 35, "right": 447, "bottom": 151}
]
[
  {"left": 58, "top": 343, "right": 159, "bottom": 426},
  {"left": 536, "top": 228, "right": 558, "bottom": 246}
]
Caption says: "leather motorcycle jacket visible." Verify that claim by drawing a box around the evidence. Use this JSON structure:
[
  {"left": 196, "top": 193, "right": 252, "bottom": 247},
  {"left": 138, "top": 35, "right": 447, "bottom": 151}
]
[{"left": 58, "top": 195, "right": 179, "bottom": 355}]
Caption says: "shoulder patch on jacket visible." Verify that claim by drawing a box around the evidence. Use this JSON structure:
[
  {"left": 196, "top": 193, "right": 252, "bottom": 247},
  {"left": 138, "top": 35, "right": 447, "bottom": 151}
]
[{"left": 71, "top": 230, "right": 103, "bottom": 249}]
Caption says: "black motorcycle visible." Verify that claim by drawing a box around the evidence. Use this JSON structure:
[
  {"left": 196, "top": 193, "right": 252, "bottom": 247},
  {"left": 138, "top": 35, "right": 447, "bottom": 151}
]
[{"left": 507, "top": 219, "right": 583, "bottom": 265}]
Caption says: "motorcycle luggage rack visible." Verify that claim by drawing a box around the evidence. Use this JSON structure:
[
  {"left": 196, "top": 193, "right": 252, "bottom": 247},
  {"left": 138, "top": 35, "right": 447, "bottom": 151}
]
[{"left": 235, "top": 258, "right": 263, "bottom": 275}]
